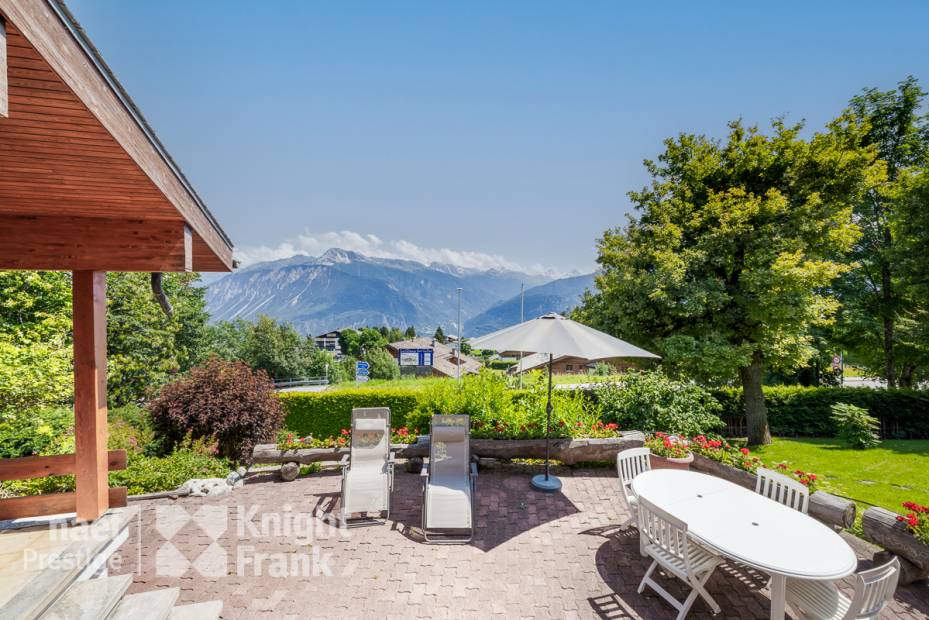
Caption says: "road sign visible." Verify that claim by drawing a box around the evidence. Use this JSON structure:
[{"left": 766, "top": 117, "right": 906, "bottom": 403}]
[
  {"left": 356, "top": 368, "right": 369, "bottom": 376},
  {"left": 356, "top": 360, "right": 370, "bottom": 381},
  {"left": 356, "top": 375, "right": 369, "bottom": 382},
  {"left": 356, "top": 361, "right": 370, "bottom": 370}
]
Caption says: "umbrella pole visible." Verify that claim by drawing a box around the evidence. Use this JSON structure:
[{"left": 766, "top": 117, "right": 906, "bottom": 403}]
[
  {"left": 545, "top": 353, "right": 552, "bottom": 480},
  {"left": 531, "top": 353, "right": 561, "bottom": 492}
]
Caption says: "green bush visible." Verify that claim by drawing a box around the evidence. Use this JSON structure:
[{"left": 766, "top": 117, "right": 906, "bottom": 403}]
[
  {"left": 279, "top": 388, "right": 421, "bottom": 438},
  {"left": 831, "top": 403, "right": 881, "bottom": 449},
  {"left": 365, "top": 347, "right": 400, "bottom": 380},
  {"left": 280, "top": 372, "right": 613, "bottom": 441},
  {"left": 0, "top": 406, "right": 73, "bottom": 458},
  {"left": 409, "top": 371, "right": 608, "bottom": 439},
  {"left": 3, "top": 443, "right": 231, "bottom": 497},
  {"left": 715, "top": 386, "right": 929, "bottom": 438},
  {"left": 110, "top": 446, "right": 231, "bottom": 495},
  {"left": 595, "top": 371, "right": 724, "bottom": 436}
]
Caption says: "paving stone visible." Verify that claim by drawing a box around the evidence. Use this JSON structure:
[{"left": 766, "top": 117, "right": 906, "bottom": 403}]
[{"left": 112, "top": 467, "right": 929, "bottom": 619}]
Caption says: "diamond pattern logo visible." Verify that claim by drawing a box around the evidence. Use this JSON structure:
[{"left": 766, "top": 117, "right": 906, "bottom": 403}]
[{"left": 153, "top": 505, "right": 229, "bottom": 577}]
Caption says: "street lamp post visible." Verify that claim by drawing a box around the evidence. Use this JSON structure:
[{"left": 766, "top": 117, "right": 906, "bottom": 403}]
[{"left": 456, "top": 287, "right": 462, "bottom": 382}]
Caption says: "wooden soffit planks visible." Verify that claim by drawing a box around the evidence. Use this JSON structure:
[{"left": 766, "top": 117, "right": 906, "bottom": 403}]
[{"left": 0, "top": 1, "right": 233, "bottom": 271}]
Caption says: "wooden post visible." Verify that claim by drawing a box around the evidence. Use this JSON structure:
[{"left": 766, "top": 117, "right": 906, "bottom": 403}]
[{"left": 73, "top": 271, "right": 109, "bottom": 521}]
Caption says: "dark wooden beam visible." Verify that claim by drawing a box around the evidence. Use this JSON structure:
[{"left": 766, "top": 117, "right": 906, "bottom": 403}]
[
  {"left": 0, "top": 214, "right": 192, "bottom": 271},
  {"left": 73, "top": 270, "right": 108, "bottom": 522}
]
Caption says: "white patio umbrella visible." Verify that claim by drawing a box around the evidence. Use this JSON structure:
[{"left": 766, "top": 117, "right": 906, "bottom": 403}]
[{"left": 471, "top": 313, "right": 660, "bottom": 492}]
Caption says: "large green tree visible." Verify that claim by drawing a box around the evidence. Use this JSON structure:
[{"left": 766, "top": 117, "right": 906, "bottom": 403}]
[
  {"left": 577, "top": 117, "right": 880, "bottom": 444},
  {"left": 0, "top": 271, "right": 212, "bottom": 410},
  {"left": 106, "top": 272, "right": 211, "bottom": 406},
  {"left": 206, "top": 315, "right": 335, "bottom": 380},
  {"left": 0, "top": 271, "right": 73, "bottom": 412},
  {"left": 834, "top": 77, "right": 929, "bottom": 387}
]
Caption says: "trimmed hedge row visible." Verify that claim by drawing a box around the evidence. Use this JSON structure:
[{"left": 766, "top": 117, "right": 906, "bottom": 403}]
[
  {"left": 279, "top": 384, "right": 929, "bottom": 441},
  {"left": 714, "top": 386, "right": 929, "bottom": 439},
  {"left": 278, "top": 389, "right": 421, "bottom": 438}
]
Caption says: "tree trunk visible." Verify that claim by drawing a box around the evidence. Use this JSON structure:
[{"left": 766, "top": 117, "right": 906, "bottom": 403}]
[
  {"left": 881, "top": 248, "right": 897, "bottom": 388},
  {"left": 740, "top": 352, "right": 771, "bottom": 445},
  {"left": 899, "top": 362, "right": 915, "bottom": 389}
]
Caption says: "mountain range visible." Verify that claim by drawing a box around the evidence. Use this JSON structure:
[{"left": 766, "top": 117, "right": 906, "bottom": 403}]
[{"left": 204, "top": 249, "right": 595, "bottom": 337}]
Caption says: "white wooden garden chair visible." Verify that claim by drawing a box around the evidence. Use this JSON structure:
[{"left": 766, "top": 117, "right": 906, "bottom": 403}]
[
  {"left": 756, "top": 467, "right": 809, "bottom": 513},
  {"left": 616, "top": 447, "right": 651, "bottom": 530},
  {"left": 786, "top": 557, "right": 900, "bottom": 619},
  {"left": 339, "top": 407, "right": 394, "bottom": 526},
  {"left": 637, "top": 496, "right": 724, "bottom": 620},
  {"left": 421, "top": 414, "right": 476, "bottom": 544}
]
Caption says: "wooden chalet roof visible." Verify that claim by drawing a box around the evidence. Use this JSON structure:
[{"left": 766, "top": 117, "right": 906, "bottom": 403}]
[{"left": 0, "top": 0, "right": 233, "bottom": 272}]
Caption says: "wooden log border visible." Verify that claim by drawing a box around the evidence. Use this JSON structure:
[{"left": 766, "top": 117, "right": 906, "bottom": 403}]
[{"left": 253, "top": 432, "right": 646, "bottom": 468}]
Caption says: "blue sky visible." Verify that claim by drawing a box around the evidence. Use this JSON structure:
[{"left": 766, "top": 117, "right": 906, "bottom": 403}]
[{"left": 68, "top": 1, "right": 929, "bottom": 274}]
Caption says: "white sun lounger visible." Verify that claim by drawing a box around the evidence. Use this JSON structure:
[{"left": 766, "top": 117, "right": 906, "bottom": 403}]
[
  {"left": 421, "top": 414, "right": 476, "bottom": 544},
  {"left": 340, "top": 407, "right": 394, "bottom": 526}
]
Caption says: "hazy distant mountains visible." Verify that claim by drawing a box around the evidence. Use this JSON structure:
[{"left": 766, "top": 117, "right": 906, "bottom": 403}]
[
  {"left": 466, "top": 273, "right": 597, "bottom": 336},
  {"left": 204, "top": 249, "right": 594, "bottom": 336}
]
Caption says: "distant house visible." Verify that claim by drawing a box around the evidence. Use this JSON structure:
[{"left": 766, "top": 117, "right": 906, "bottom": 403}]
[
  {"left": 314, "top": 331, "right": 343, "bottom": 356},
  {"left": 509, "top": 353, "right": 634, "bottom": 375},
  {"left": 387, "top": 337, "right": 482, "bottom": 378}
]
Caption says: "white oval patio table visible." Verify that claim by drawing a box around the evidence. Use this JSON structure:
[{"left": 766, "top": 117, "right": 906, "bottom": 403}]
[{"left": 632, "top": 469, "right": 857, "bottom": 620}]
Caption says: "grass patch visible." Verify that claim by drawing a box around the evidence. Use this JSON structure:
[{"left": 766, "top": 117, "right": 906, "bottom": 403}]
[{"left": 752, "top": 437, "right": 929, "bottom": 512}]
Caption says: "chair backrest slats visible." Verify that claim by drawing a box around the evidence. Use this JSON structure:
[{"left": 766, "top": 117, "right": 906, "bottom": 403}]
[
  {"left": 351, "top": 407, "right": 390, "bottom": 470},
  {"left": 846, "top": 558, "right": 900, "bottom": 619},
  {"left": 430, "top": 414, "right": 470, "bottom": 481},
  {"left": 637, "top": 496, "right": 694, "bottom": 572},
  {"left": 755, "top": 468, "right": 809, "bottom": 513},
  {"left": 616, "top": 448, "right": 651, "bottom": 502}
]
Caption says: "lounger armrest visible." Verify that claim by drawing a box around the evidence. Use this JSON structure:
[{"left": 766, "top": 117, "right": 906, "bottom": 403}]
[
  {"left": 470, "top": 462, "right": 478, "bottom": 478},
  {"left": 339, "top": 454, "right": 350, "bottom": 471}
]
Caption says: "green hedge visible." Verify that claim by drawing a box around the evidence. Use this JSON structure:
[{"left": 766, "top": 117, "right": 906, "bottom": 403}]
[
  {"left": 715, "top": 386, "right": 929, "bottom": 439},
  {"left": 279, "top": 383, "right": 929, "bottom": 441},
  {"left": 278, "top": 389, "right": 421, "bottom": 438}
]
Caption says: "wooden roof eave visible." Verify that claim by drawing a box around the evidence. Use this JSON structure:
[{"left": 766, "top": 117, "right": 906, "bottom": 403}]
[{"left": 0, "top": 0, "right": 234, "bottom": 272}]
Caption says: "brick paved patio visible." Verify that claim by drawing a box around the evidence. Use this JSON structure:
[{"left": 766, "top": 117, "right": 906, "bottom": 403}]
[{"left": 113, "top": 466, "right": 929, "bottom": 619}]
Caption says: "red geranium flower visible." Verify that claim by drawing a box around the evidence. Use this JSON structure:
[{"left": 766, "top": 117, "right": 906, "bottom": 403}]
[{"left": 740, "top": 447, "right": 750, "bottom": 455}]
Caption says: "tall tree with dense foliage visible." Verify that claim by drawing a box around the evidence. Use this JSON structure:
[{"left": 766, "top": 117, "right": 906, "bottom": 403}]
[
  {"left": 206, "top": 315, "right": 336, "bottom": 380},
  {"left": 577, "top": 117, "right": 880, "bottom": 444},
  {"left": 0, "top": 271, "right": 72, "bottom": 412},
  {"left": 835, "top": 77, "right": 929, "bottom": 387},
  {"left": 0, "top": 271, "right": 210, "bottom": 410},
  {"left": 106, "top": 272, "right": 210, "bottom": 406}
]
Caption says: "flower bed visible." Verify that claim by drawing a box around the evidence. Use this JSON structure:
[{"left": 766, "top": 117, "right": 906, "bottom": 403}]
[
  {"left": 688, "top": 434, "right": 818, "bottom": 491},
  {"left": 277, "top": 426, "right": 420, "bottom": 451},
  {"left": 898, "top": 501, "right": 929, "bottom": 546}
]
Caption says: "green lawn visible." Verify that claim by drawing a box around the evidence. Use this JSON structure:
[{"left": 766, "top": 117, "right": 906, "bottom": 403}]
[{"left": 752, "top": 438, "right": 929, "bottom": 512}]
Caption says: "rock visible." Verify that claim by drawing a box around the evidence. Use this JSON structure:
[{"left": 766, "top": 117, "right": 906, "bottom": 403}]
[
  {"left": 406, "top": 457, "right": 424, "bottom": 474},
  {"left": 236, "top": 466, "right": 247, "bottom": 477},
  {"left": 181, "top": 478, "right": 232, "bottom": 497},
  {"left": 280, "top": 462, "right": 300, "bottom": 482},
  {"left": 226, "top": 471, "right": 242, "bottom": 486},
  {"left": 478, "top": 458, "right": 498, "bottom": 470}
]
